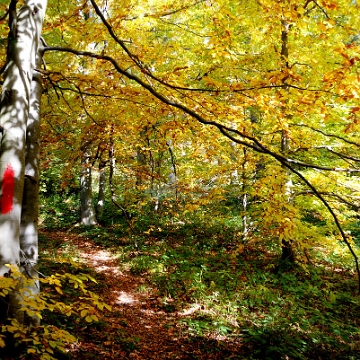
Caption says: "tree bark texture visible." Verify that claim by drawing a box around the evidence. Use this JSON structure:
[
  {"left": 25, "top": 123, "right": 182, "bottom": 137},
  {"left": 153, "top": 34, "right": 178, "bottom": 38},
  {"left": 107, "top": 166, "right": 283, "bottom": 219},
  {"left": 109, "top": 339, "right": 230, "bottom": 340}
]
[
  {"left": 96, "top": 159, "right": 106, "bottom": 221},
  {"left": 80, "top": 144, "right": 97, "bottom": 226},
  {"left": 18, "top": 51, "right": 43, "bottom": 326},
  {"left": 280, "top": 17, "right": 295, "bottom": 263},
  {"left": 0, "top": 0, "right": 47, "bottom": 275}
]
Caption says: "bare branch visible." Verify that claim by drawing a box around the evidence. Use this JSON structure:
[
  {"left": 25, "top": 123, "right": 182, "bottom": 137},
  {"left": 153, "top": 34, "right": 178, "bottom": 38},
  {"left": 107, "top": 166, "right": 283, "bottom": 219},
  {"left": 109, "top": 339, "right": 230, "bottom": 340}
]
[
  {"left": 296, "top": 190, "right": 360, "bottom": 209},
  {"left": 73, "top": 83, "right": 102, "bottom": 126},
  {"left": 294, "top": 145, "right": 360, "bottom": 165},
  {"left": 282, "top": 163, "right": 360, "bottom": 292},
  {"left": 90, "top": 0, "right": 336, "bottom": 98},
  {"left": 89, "top": 0, "right": 143, "bottom": 69},
  {"left": 51, "top": 85, "right": 156, "bottom": 108},
  {"left": 0, "top": 7, "right": 9, "bottom": 22},
  {"left": 8, "top": 0, "right": 17, "bottom": 40},
  {"left": 291, "top": 123, "right": 360, "bottom": 147}
]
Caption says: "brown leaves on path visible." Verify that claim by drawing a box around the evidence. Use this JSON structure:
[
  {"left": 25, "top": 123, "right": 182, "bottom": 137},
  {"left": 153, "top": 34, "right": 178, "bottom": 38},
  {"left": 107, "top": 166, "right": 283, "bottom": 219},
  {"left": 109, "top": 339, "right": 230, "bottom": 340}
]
[{"left": 41, "top": 230, "right": 242, "bottom": 359}]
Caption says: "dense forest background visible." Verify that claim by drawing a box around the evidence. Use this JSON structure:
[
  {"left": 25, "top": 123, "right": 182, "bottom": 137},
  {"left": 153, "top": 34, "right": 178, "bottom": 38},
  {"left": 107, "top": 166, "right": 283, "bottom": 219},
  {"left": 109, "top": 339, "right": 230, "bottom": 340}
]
[{"left": 1, "top": 0, "right": 360, "bottom": 358}]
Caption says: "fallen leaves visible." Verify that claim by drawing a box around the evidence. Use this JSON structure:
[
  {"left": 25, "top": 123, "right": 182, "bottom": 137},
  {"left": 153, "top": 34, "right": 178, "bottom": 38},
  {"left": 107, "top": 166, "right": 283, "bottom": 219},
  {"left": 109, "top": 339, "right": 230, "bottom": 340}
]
[{"left": 40, "top": 229, "right": 242, "bottom": 359}]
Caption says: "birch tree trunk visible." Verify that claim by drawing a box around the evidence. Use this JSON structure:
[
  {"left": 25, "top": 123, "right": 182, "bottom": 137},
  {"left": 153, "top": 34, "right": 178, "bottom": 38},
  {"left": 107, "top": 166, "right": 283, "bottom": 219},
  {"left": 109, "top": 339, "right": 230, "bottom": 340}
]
[
  {"left": 0, "top": 0, "right": 47, "bottom": 321},
  {"left": 19, "top": 51, "right": 43, "bottom": 326},
  {"left": 0, "top": 0, "right": 46, "bottom": 275}
]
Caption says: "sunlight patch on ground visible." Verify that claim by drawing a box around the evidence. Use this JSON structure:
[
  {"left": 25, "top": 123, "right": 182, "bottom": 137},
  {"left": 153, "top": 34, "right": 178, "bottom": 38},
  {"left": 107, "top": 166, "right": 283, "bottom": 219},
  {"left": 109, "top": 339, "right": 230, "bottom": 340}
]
[
  {"left": 140, "top": 308, "right": 167, "bottom": 316},
  {"left": 178, "top": 304, "right": 201, "bottom": 316},
  {"left": 92, "top": 264, "right": 123, "bottom": 275},
  {"left": 81, "top": 249, "right": 113, "bottom": 262},
  {"left": 115, "top": 290, "right": 138, "bottom": 305},
  {"left": 78, "top": 249, "right": 123, "bottom": 275}
]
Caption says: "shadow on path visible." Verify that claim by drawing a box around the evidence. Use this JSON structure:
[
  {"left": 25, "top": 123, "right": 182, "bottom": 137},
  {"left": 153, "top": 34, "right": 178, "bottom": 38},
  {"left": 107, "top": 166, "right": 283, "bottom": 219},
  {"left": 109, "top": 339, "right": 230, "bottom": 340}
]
[{"left": 40, "top": 230, "right": 243, "bottom": 359}]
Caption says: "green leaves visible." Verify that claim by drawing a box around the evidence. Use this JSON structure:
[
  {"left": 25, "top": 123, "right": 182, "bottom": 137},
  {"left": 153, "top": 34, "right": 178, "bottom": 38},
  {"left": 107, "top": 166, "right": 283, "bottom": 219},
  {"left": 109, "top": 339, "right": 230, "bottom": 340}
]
[{"left": 0, "top": 264, "right": 111, "bottom": 358}]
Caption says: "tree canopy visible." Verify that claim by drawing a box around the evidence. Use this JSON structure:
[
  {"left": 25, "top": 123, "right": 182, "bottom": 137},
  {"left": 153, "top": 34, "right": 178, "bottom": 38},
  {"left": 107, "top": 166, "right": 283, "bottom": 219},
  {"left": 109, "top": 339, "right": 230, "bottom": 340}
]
[
  {"left": 38, "top": 0, "right": 360, "bottom": 272},
  {"left": 1, "top": 0, "right": 360, "bottom": 358}
]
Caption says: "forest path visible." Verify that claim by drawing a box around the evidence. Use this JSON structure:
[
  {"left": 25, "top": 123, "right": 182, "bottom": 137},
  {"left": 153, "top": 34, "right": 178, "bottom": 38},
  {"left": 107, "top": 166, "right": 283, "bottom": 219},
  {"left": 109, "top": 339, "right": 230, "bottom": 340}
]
[{"left": 41, "top": 230, "right": 241, "bottom": 359}]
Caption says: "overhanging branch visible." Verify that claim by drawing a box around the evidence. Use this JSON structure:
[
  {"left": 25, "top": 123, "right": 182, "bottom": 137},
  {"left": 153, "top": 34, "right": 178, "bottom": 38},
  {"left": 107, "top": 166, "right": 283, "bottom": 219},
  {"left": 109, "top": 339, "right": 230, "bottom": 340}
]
[
  {"left": 291, "top": 123, "right": 360, "bottom": 147},
  {"left": 295, "top": 190, "right": 360, "bottom": 209},
  {"left": 42, "top": 45, "right": 360, "bottom": 293}
]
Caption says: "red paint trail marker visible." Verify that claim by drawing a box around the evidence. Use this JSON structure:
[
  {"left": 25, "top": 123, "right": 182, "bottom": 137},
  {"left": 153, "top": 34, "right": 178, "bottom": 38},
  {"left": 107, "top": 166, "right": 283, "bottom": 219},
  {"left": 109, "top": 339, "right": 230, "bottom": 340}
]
[{"left": 1, "top": 165, "right": 15, "bottom": 214}]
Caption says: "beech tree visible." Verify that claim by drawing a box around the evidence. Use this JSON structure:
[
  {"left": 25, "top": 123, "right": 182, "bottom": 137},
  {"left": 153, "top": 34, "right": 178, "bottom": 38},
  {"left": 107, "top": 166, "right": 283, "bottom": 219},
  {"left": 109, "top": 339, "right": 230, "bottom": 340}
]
[
  {"left": 0, "top": 0, "right": 47, "bottom": 323},
  {"left": 0, "top": 0, "right": 47, "bottom": 273}
]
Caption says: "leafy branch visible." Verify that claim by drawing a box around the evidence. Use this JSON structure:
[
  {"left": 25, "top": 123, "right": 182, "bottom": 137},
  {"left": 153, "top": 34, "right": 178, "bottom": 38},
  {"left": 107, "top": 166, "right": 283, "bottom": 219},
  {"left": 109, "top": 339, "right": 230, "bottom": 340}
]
[
  {"left": 291, "top": 123, "right": 360, "bottom": 147},
  {"left": 295, "top": 190, "right": 360, "bottom": 209},
  {"left": 89, "top": 0, "right": 331, "bottom": 96},
  {"left": 42, "top": 44, "right": 360, "bottom": 292}
]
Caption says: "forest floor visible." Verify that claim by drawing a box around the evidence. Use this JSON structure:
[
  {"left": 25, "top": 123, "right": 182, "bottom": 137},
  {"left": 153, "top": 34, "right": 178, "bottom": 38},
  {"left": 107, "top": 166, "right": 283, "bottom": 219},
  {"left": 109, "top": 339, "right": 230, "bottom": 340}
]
[{"left": 40, "top": 229, "right": 243, "bottom": 359}]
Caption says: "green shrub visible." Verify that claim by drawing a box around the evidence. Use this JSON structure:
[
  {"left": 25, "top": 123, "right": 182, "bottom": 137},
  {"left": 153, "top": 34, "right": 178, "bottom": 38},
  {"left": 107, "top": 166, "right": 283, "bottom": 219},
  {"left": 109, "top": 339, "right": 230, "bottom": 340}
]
[{"left": 0, "top": 265, "right": 111, "bottom": 359}]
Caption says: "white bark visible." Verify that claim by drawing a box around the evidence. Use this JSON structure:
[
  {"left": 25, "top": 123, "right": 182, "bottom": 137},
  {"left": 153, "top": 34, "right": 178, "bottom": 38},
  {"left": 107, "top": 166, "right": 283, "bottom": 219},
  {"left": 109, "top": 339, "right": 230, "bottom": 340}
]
[
  {"left": 19, "top": 51, "right": 43, "bottom": 326},
  {"left": 0, "top": 0, "right": 47, "bottom": 276},
  {"left": 241, "top": 148, "right": 249, "bottom": 241},
  {"left": 96, "top": 159, "right": 106, "bottom": 220},
  {"left": 80, "top": 146, "right": 97, "bottom": 226}
]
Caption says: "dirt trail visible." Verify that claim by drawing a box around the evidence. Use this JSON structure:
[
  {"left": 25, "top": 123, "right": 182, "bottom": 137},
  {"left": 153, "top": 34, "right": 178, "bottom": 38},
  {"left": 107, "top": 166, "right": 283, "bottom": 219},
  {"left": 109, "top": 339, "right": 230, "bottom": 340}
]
[{"left": 43, "top": 230, "right": 241, "bottom": 359}]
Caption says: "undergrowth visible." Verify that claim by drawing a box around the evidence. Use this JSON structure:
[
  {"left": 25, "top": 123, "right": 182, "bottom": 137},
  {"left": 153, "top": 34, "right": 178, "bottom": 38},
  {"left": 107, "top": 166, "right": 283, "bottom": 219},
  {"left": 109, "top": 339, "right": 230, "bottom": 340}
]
[
  {"left": 0, "top": 263, "right": 111, "bottom": 359},
  {"left": 14, "top": 194, "right": 360, "bottom": 359},
  {"left": 82, "top": 210, "right": 360, "bottom": 360}
]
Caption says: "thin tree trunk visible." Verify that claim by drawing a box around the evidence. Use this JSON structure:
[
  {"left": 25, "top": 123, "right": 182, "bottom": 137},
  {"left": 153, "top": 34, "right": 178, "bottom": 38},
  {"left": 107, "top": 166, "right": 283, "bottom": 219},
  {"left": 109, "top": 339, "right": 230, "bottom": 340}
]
[
  {"left": 136, "top": 143, "right": 146, "bottom": 186},
  {"left": 241, "top": 147, "right": 249, "bottom": 241},
  {"left": 280, "top": 17, "right": 295, "bottom": 262},
  {"left": 96, "top": 158, "right": 106, "bottom": 221},
  {"left": 281, "top": 130, "right": 295, "bottom": 262},
  {"left": 167, "top": 139, "right": 178, "bottom": 203},
  {"left": 239, "top": 112, "right": 259, "bottom": 243},
  {"left": 80, "top": 143, "right": 97, "bottom": 226},
  {"left": 108, "top": 126, "right": 136, "bottom": 241}
]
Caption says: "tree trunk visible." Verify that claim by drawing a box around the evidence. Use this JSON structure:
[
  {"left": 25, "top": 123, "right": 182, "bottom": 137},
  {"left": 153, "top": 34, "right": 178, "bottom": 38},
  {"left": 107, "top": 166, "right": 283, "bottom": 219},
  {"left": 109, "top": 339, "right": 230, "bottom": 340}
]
[
  {"left": 0, "top": 0, "right": 47, "bottom": 321},
  {"left": 19, "top": 51, "right": 43, "bottom": 327},
  {"left": 280, "top": 18, "right": 295, "bottom": 262},
  {"left": 80, "top": 144, "right": 97, "bottom": 226},
  {"left": 241, "top": 147, "right": 249, "bottom": 241},
  {"left": 96, "top": 158, "right": 106, "bottom": 221},
  {"left": 136, "top": 144, "right": 147, "bottom": 186},
  {"left": 280, "top": 130, "right": 295, "bottom": 262}
]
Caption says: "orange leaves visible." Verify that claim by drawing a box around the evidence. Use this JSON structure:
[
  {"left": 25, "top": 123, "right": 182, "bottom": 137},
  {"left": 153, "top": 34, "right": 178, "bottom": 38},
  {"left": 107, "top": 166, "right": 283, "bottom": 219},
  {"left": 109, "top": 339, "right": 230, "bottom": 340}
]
[
  {"left": 319, "top": 0, "right": 338, "bottom": 10},
  {"left": 334, "top": 46, "right": 360, "bottom": 67},
  {"left": 322, "top": 68, "right": 344, "bottom": 89},
  {"left": 350, "top": 106, "right": 360, "bottom": 114},
  {"left": 172, "top": 66, "right": 189, "bottom": 75},
  {"left": 345, "top": 107, "right": 360, "bottom": 133}
]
